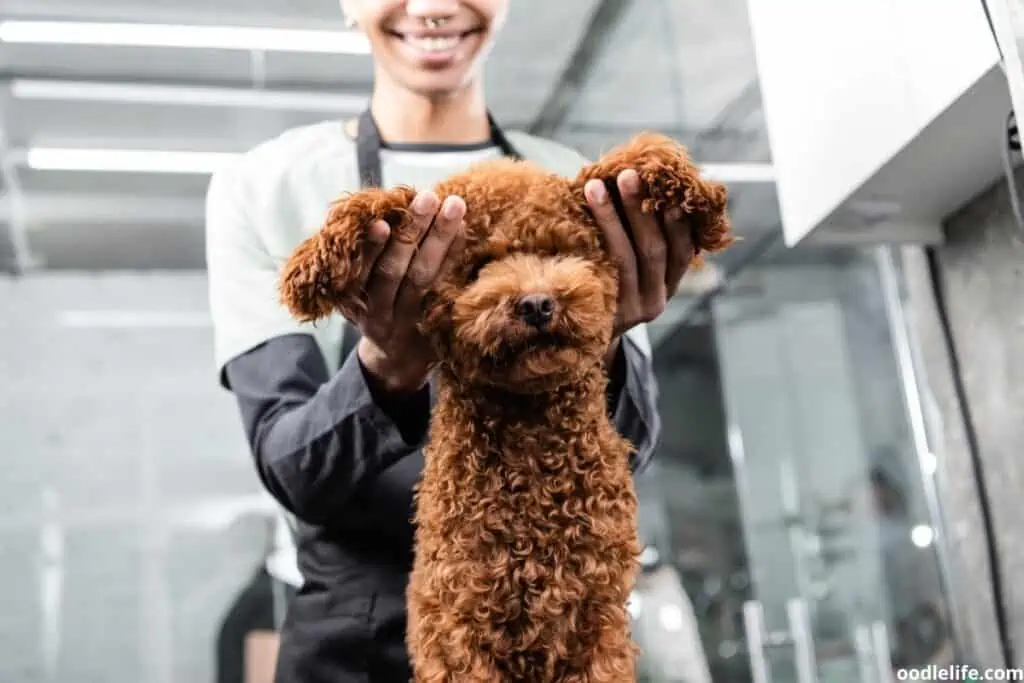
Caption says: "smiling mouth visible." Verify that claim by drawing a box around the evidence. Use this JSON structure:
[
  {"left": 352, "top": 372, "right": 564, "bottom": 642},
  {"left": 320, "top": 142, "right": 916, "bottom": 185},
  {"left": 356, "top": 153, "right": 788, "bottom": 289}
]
[{"left": 388, "top": 29, "right": 481, "bottom": 54}]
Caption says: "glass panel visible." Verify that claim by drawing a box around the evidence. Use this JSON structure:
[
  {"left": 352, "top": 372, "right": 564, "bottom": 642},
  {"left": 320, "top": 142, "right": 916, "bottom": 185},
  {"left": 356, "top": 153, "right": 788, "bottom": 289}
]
[
  {"left": 638, "top": 306, "right": 751, "bottom": 683},
  {"left": 710, "top": 249, "right": 956, "bottom": 681}
]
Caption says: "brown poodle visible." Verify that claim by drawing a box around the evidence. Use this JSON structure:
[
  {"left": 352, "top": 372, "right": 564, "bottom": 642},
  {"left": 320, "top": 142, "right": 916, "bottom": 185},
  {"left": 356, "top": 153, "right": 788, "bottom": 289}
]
[{"left": 278, "top": 133, "right": 734, "bottom": 682}]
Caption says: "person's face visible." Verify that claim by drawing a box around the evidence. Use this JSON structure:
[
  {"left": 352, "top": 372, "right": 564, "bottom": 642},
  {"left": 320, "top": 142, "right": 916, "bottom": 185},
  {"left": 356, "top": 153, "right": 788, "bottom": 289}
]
[{"left": 342, "top": 0, "right": 508, "bottom": 98}]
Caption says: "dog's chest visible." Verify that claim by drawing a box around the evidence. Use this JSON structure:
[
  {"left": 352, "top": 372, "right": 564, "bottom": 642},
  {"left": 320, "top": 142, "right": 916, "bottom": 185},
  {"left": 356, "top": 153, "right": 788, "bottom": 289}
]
[{"left": 449, "top": 466, "right": 614, "bottom": 586}]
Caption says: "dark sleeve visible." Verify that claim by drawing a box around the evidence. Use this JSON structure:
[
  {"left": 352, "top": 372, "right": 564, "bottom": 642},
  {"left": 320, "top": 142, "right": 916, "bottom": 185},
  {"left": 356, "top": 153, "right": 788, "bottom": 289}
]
[
  {"left": 608, "top": 333, "right": 662, "bottom": 475},
  {"left": 226, "top": 331, "right": 659, "bottom": 527},
  {"left": 223, "top": 333, "right": 430, "bottom": 526}
]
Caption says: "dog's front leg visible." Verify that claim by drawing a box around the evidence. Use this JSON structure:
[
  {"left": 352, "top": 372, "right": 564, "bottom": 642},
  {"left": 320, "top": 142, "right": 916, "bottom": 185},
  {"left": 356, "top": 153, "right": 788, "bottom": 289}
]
[
  {"left": 564, "top": 635, "right": 638, "bottom": 683},
  {"left": 278, "top": 185, "right": 417, "bottom": 323},
  {"left": 559, "top": 598, "right": 638, "bottom": 683},
  {"left": 571, "top": 133, "right": 735, "bottom": 267},
  {"left": 409, "top": 635, "right": 503, "bottom": 683},
  {"left": 408, "top": 579, "right": 505, "bottom": 683}
]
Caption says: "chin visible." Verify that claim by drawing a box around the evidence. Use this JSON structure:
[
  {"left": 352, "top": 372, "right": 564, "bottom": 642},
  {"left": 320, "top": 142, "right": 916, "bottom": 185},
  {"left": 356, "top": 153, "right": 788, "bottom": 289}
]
[
  {"left": 403, "top": 72, "right": 480, "bottom": 100},
  {"left": 489, "top": 348, "right": 588, "bottom": 394},
  {"left": 381, "top": 30, "right": 489, "bottom": 96}
]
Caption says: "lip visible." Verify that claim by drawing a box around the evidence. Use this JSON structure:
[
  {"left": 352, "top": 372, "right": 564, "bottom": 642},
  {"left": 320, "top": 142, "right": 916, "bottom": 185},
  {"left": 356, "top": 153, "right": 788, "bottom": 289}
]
[
  {"left": 386, "top": 27, "right": 482, "bottom": 68},
  {"left": 392, "top": 27, "right": 477, "bottom": 38}
]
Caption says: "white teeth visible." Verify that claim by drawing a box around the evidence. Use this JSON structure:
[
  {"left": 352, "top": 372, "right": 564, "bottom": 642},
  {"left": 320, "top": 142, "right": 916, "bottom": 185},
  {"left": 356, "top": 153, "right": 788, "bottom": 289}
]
[{"left": 405, "top": 35, "right": 460, "bottom": 52}]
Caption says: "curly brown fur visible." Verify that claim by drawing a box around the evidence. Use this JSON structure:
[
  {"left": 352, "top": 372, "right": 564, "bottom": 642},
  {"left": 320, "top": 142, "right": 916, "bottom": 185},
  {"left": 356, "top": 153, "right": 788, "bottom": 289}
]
[
  {"left": 279, "top": 132, "right": 735, "bottom": 682},
  {"left": 279, "top": 185, "right": 418, "bottom": 322},
  {"left": 408, "top": 367, "right": 640, "bottom": 683},
  {"left": 572, "top": 132, "right": 735, "bottom": 267}
]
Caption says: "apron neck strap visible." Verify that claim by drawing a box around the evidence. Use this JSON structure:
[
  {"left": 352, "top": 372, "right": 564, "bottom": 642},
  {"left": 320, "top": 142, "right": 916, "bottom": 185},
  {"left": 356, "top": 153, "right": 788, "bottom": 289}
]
[{"left": 355, "top": 108, "right": 522, "bottom": 189}]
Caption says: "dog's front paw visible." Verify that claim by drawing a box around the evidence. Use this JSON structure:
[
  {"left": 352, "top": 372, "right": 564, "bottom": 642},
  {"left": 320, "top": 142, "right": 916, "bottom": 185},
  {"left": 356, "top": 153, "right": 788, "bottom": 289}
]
[
  {"left": 573, "top": 133, "right": 735, "bottom": 262},
  {"left": 279, "top": 186, "right": 417, "bottom": 322}
]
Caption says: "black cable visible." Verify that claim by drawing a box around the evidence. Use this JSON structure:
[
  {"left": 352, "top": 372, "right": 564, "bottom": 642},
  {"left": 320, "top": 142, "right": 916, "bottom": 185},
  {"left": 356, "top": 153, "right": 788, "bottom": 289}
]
[
  {"left": 923, "top": 6, "right": 1018, "bottom": 665},
  {"left": 925, "top": 246, "right": 1015, "bottom": 668}
]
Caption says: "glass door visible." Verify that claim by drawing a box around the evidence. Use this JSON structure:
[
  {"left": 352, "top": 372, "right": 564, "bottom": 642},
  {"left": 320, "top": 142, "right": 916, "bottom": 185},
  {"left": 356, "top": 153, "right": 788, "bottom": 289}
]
[{"left": 710, "top": 251, "right": 956, "bottom": 683}]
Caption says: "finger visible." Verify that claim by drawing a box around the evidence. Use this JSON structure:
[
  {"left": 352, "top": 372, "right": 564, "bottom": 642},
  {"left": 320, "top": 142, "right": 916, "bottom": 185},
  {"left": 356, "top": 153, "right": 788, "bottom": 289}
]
[
  {"left": 395, "top": 195, "right": 466, "bottom": 313},
  {"left": 617, "top": 170, "right": 667, "bottom": 307},
  {"left": 354, "top": 220, "right": 391, "bottom": 293},
  {"left": 365, "top": 191, "right": 440, "bottom": 315},
  {"left": 662, "top": 206, "right": 696, "bottom": 294},
  {"left": 585, "top": 179, "right": 640, "bottom": 305},
  {"left": 435, "top": 227, "right": 467, "bottom": 283}
]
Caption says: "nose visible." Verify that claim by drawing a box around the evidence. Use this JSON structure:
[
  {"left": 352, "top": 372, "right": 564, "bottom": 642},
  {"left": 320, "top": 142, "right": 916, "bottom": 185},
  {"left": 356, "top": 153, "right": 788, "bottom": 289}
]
[{"left": 516, "top": 293, "right": 556, "bottom": 328}]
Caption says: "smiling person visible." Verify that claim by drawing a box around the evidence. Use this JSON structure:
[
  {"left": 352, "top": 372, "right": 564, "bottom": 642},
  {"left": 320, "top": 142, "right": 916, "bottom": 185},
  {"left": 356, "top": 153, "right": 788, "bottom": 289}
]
[{"left": 205, "top": 1, "right": 697, "bottom": 681}]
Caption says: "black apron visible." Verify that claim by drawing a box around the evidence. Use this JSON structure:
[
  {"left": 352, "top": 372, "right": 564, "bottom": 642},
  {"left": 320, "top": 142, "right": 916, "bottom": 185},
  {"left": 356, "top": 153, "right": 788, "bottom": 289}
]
[{"left": 275, "top": 109, "right": 521, "bottom": 683}]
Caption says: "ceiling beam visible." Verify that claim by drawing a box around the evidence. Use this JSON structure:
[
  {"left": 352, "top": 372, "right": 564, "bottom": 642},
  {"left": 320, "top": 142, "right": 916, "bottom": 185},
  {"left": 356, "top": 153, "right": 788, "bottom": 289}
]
[
  {"left": 8, "top": 78, "right": 370, "bottom": 112},
  {"left": 0, "top": 193, "right": 204, "bottom": 225},
  {"left": 526, "top": 0, "right": 630, "bottom": 136},
  {"left": 688, "top": 79, "right": 765, "bottom": 160},
  {"left": 554, "top": 120, "right": 764, "bottom": 142}
]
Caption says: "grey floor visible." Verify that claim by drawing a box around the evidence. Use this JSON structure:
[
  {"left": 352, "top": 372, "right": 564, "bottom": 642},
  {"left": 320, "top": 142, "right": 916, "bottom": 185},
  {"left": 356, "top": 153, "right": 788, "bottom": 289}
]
[{"left": 1, "top": 273, "right": 270, "bottom": 683}]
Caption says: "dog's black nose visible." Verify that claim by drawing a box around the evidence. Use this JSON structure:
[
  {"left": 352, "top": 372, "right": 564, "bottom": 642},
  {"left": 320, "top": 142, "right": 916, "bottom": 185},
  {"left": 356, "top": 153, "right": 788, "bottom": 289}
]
[{"left": 516, "top": 293, "right": 556, "bottom": 328}]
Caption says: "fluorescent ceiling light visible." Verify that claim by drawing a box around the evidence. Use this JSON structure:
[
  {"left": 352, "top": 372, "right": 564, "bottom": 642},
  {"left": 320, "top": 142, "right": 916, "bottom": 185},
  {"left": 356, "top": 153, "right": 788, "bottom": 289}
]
[
  {"left": 700, "top": 163, "right": 776, "bottom": 184},
  {"left": 10, "top": 79, "right": 369, "bottom": 112},
  {"left": 23, "top": 148, "right": 236, "bottom": 174},
  {"left": 0, "top": 19, "right": 371, "bottom": 54}
]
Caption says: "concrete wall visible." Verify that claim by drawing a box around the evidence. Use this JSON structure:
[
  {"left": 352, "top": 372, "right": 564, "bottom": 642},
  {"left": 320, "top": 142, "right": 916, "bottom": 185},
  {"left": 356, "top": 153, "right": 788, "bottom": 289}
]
[{"left": 901, "top": 165, "right": 1024, "bottom": 666}]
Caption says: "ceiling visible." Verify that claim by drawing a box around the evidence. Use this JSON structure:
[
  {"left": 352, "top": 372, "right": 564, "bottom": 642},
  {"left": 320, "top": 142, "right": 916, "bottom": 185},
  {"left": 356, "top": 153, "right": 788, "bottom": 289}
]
[{"left": 0, "top": 0, "right": 781, "bottom": 273}]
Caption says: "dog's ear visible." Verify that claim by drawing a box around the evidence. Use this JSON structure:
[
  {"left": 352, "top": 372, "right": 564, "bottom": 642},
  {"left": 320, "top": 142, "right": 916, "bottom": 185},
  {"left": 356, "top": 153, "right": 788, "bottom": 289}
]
[
  {"left": 279, "top": 185, "right": 417, "bottom": 322},
  {"left": 571, "top": 133, "right": 735, "bottom": 263}
]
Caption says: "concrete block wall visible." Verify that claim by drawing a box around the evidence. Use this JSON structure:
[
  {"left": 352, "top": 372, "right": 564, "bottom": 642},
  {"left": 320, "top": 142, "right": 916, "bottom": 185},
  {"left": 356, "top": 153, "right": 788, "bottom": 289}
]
[{"left": 901, "top": 164, "right": 1024, "bottom": 666}]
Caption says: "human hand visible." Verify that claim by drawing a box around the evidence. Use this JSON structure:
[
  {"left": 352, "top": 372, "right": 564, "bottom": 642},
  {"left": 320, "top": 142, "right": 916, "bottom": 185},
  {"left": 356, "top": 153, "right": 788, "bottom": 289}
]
[
  {"left": 353, "top": 190, "right": 466, "bottom": 395},
  {"left": 584, "top": 168, "right": 697, "bottom": 350}
]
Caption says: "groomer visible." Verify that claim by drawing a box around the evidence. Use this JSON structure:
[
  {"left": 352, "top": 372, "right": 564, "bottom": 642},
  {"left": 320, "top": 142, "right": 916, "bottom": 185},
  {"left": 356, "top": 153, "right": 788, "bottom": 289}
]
[{"left": 206, "top": 1, "right": 696, "bottom": 680}]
